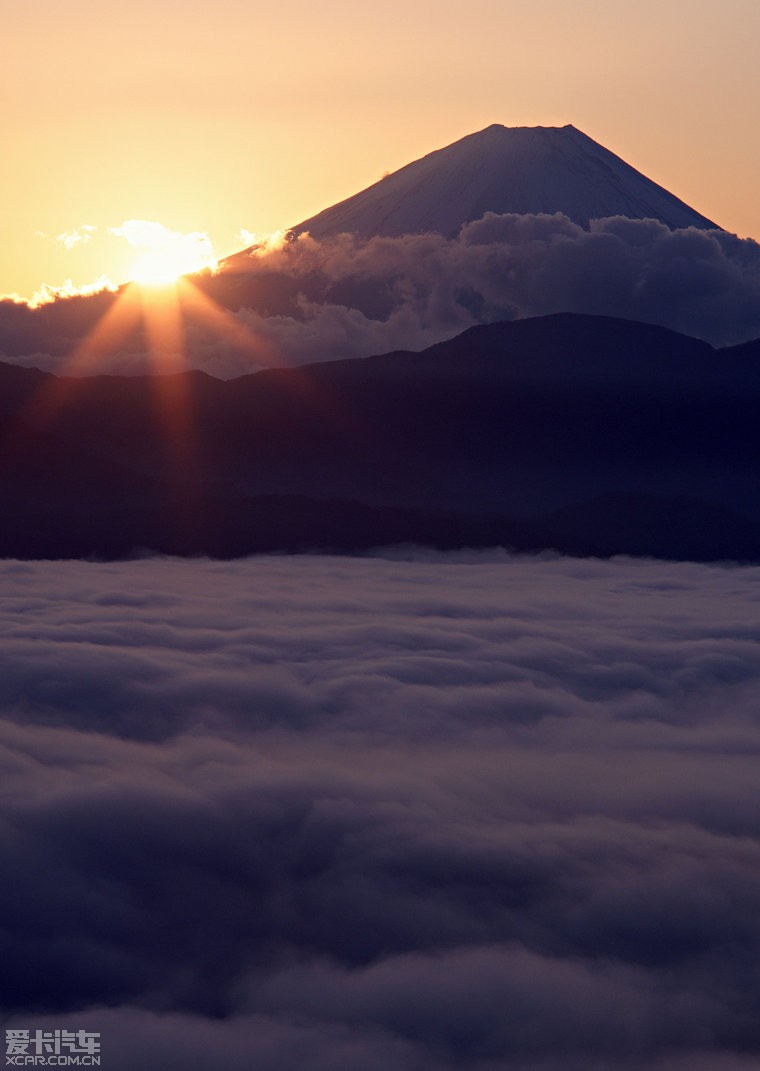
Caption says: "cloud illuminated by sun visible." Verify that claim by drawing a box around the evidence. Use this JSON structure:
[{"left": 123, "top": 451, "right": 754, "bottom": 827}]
[
  {"left": 57, "top": 224, "right": 96, "bottom": 251},
  {"left": 111, "top": 219, "right": 218, "bottom": 287},
  {"left": 27, "top": 274, "right": 118, "bottom": 309}
]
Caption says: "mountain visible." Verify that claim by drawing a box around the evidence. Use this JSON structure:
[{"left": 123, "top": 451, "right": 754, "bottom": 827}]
[
  {"left": 2, "top": 313, "right": 760, "bottom": 561},
  {"left": 3, "top": 125, "right": 749, "bottom": 377},
  {"left": 291, "top": 124, "right": 719, "bottom": 239}
]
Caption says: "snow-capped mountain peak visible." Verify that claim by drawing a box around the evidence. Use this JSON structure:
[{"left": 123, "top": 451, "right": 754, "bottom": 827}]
[{"left": 293, "top": 123, "right": 718, "bottom": 239}]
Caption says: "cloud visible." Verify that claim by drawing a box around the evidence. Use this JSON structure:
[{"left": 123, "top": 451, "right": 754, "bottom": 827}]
[
  {"left": 110, "top": 218, "right": 216, "bottom": 263},
  {"left": 27, "top": 274, "right": 118, "bottom": 308},
  {"left": 2, "top": 552, "right": 760, "bottom": 1068},
  {"left": 56, "top": 224, "right": 96, "bottom": 251},
  {"left": 151, "top": 216, "right": 760, "bottom": 373},
  {"left": 227, "top": 216, "right": 760, "bottom": 363},
  {"left": 235, "top": 227, "right": 272, "bottom": 248},
  {"left": 5, "top": 213, "right": 760, "bottom": 376},
  {"left": 235, "top": 227, "right": 258, "bottom": 247},
  {"left": 34, "top": 225, "right": 97, "bottom": 252}
]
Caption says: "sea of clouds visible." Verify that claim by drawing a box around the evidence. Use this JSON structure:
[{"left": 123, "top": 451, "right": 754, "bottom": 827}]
[{"left": 3, "top": 550, "right": 760, "bottom": 1069}]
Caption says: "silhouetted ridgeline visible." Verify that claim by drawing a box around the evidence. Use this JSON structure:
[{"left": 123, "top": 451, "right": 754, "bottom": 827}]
[{"left": 1, "top": 313, "right": 760, "bottom": 561}]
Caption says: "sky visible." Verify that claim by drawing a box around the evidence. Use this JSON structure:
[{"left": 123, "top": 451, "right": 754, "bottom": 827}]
[
  {"left": 3, "top": 550, "right": 760, "bottom": 1069},
  {"left": 4, "top": 0, "right": 760, "bottom": 301}
]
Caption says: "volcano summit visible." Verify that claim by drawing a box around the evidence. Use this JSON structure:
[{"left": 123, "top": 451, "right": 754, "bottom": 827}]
[{"left": 293, "top": 123, "right": 719, "bottom": 239}]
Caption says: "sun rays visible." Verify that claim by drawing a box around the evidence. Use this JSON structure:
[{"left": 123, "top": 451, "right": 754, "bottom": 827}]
[
  {"left": 3, "top": 273, "right": 278, "bottom": 499},
  {"left": 32, "top": 273, "right": 273, "bottom": 380}
]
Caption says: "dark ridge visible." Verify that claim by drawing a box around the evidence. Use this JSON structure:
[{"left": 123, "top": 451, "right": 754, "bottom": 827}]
[{"left": 1, "top": 313, "right": 759, "bottom": 562}]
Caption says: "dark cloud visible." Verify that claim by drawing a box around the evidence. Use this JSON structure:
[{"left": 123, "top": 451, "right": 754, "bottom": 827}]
[
  {"left": 4, "top": 215, "right": 760, "bottom": 377},
  {"left": 2, "top": 553, "right": 760, "bottom": 1068},
  {"left": 223, "top": 217, "right": 760, "bottom": 369}
]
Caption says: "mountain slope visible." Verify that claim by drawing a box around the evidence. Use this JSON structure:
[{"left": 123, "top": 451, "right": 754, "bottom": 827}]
[
  {"left": 3, "top": 313, "right": 760, "bottom": 561},
  {"left": 292, "top": 124, "right": 718, "bottom": 239}
]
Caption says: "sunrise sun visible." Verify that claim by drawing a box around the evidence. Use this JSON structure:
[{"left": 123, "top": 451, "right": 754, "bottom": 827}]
[
  {"left": 130, "top": 249, "right": 195, "bottom": 287},
  {"left": 113, "top": 219, "right": 217, "bottom": 288}
]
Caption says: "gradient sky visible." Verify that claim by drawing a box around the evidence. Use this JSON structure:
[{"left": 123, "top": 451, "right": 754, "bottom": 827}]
[{"left": 4, "top": 0, "right": 759, "bottom": 300}]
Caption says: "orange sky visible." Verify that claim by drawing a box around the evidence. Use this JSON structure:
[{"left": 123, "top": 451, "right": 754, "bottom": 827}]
[{"left": 4, "top": 0, "right": 759, "bottom": 301}]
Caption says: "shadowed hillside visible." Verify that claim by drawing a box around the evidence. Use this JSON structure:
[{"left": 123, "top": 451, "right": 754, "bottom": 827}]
[{"left": 2, "top": 313, "right": 760, "bottom": 560}]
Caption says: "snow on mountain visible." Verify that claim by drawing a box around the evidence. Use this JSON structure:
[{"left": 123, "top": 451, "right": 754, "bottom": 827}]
[{"left": 293, "top": 124, "right": 718, "bottom": 239}]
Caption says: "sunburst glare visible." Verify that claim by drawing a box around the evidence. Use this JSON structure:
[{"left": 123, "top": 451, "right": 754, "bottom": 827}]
[
  {"left": 111, "top": 219, "right": 218, "bottom": 287},
  {"left": 6, "top": 268, "right": 280, "bottom": 492}
]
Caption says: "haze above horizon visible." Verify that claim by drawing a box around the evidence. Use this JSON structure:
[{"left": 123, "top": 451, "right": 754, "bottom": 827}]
[{"left": 4, "top": 0, "right": 759, "bottom": 300}]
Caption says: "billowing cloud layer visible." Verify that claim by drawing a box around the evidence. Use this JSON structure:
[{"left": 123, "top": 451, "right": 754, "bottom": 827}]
[
  {"left": 3, "top": 213, "right": 760, "bottom": 377},
  {"left": 3, "top": 552, "right": 760, "bottom": 1069},
  {"left": 226, "top": 217, "right": 760, "bottom": 369}
]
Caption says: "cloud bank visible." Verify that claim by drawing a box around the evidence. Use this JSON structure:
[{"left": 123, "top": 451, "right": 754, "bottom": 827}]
[
  {"left": 3, "top": 213, "right": 760, "bottom": 377},
  {"left": 227, "top": 216, "right": 760, "bottom": 367},
  {"left": 3, "top": 552, "right": 760, "bottom": 1069}
]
